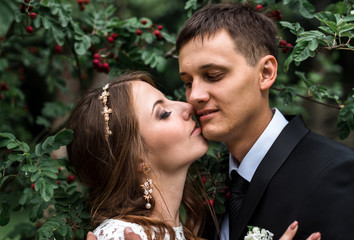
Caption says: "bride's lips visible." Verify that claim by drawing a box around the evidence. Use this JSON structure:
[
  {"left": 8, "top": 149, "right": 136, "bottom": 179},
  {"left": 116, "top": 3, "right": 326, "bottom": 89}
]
[
  {"left": 197, "top": 109, "right": 218, "bottom": 122},
  {"left": 191, "top": 123, "right": 201, "bottom": 136}
]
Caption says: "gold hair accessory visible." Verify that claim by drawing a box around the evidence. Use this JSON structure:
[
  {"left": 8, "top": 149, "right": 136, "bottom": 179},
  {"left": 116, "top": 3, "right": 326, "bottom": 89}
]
[
  {"left": 99, "top": 84, "right": 112, "bottom": 138},
  {"left": 141, "top": 164, "right": 153, "bottom": 209}
]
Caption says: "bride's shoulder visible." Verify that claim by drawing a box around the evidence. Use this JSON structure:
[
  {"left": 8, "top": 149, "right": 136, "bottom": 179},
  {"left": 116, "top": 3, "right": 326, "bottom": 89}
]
[{"left": 93, "top": 219, "right": 147, "bottom": 240}]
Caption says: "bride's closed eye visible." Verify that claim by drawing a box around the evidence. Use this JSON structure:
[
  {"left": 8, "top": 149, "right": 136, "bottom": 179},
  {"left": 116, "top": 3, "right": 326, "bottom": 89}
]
[{"left": 159, "top": 111, "right": 171, "bottom": 120}]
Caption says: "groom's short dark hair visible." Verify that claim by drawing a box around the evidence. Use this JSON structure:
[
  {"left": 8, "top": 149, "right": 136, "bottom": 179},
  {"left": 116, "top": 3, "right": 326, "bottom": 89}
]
[{"left": 176, "top": 3, "right": 278, "bottom": 66}]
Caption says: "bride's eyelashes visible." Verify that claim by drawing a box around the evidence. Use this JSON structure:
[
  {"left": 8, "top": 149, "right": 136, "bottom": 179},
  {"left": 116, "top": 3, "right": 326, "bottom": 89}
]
[{"left": 159, "top": 111, "right": 172, "bottom": 120}]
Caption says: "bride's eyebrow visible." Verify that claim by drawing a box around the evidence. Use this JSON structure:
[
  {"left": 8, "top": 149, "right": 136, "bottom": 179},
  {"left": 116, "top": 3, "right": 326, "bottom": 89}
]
[{"left": 151, "top": 99, "right": 164, "bottom": 115}]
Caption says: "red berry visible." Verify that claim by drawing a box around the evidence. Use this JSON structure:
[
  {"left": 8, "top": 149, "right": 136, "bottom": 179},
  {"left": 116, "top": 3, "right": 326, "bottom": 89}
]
[
  {"left": 136, "top": 29, "right": 142, "bottom": 35},
  {"left": 93, "top": 53, "right": 100, "bottom": 59},
  {"left": 58, "top": 168, "right": 62, "bottom": 172},
  {"left": 79, "top": 5, "right": 85, "bottom": 10},
  {"left": 255, "top": 5, "right": 263, "bottom": 11},
  {"left": 56, "top": 181, "right": 60, "bottom": 185},
  {"left": 158, "top": 25, "right": 163, "bottom": 30},
  {"left": 31, "top": 183, "right": 35, "bottom": 190},
  {"left": 282, "top": 48, "right": 288, "bottom": 53},
  {"left": 271, "top": 10, "right": 282, "bottom": 20},
  {"left": 108, "top": 36, "right": 114, "bottom": 43},
  {"left": 101, "top": 62, "right": 110, "bottom": 73},
  {"left": 279, "top": 40, "right": 287, "bottom": 46},
  {"left": 0, "top": 93, "right": 2, "bottom": 100},
  {"left": 226, "top": 192, "right": 230, "bottom": 199},
  {"left": 208, "top": 199, "right": 215, "bottom": 206},
  {"left": 1, "top": 83, "right": 9, "bottom": 91},
  {"left": 111, "top": 33, "right": 118, "bottom": 39},
  {"left": 24, "top": 0, "right": 30, "bottom": 3},
  {"left": 154, "top": 30, "right": 163, "bottom": 39},
  {"left": 66, "top": 175, "right": 75, "bottom": 184},
  {"left": 77, "top": 0, "right": 83, "bottom": 4},
  {"left": 83, "top": 0, "right": 89, "bottom": 4},
  {"left": 53, "top": 44, "right": 63, "bottom": 54},
  {"left": 26, "top": 26, "right": 33, "bottom": 33},
  {"left": 286, "top": 43, "right": 292, "bottom": 47},
  {"left": 141, "top": 19, "right": 147, "bottom": 25},
  {"left": 30, "top": 12, "right": 37, "bottom": 20},
  {"left": 202, "top": 176, "right": 207, "bottom": 183},
  {"left": 28, "top": 46, "right": 37, "bottom": 54},
  {"left": 92, "top": 59, "right": 100, "bottom": 66}
]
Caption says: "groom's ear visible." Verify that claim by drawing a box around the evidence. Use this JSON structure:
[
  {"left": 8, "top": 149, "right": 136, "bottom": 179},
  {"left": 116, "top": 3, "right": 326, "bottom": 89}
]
[{"left": 258, "top": 55, "right": 277, "bottom": 91}]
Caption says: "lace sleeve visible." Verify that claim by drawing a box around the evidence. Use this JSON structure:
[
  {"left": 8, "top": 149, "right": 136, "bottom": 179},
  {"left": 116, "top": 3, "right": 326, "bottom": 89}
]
[{"left": 93, "top": 219, "right": 149, "bottom": 240}]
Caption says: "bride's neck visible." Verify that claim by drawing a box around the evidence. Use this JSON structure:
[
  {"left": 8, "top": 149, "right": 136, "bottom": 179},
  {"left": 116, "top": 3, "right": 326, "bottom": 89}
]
[{"left": 150, "top": 169, "right": 188, "bottom": 227}]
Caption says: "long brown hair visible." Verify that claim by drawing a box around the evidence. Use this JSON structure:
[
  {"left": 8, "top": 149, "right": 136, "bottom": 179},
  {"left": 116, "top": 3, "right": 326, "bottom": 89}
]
[{"left": 66, "top": 71, "right": 205, "bottom": 239}]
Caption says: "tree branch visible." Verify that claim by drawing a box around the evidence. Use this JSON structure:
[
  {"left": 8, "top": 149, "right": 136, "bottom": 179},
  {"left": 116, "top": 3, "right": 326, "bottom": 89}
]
[{"left": 272, "top": 87, "right": 342, "bottom": 110}]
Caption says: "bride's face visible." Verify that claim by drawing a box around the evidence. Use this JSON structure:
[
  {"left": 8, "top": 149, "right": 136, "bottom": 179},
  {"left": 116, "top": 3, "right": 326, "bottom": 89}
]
[{"left": 132, "top": 81, "right": 209, "bottom": 172}]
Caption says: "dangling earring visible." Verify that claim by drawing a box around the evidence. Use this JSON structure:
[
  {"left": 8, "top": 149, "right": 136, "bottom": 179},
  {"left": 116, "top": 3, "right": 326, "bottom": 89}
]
[{"left": 141, "top": 164, "right": 153, "bottom": 209}]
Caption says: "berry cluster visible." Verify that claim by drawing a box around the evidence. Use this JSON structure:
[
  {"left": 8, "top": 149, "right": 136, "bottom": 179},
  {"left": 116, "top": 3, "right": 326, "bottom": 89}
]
[
  {"left": 0, "top": 82, "right": 9, "bottom": 100},
  {"left": 92, "top": 53, "right": 111, "bottom": 73},
  {"left": 136, "top": 19, "right": 164, "bottom": 40},
  {"left": 107, "top": 33, "right": 118, "bottom": 43},
  {"left": 77, "top": 0, "right": 90, "bottom": 11},
  {"left": 279, "top": 40, "right": 293, "bottom": 53},
  {"left": 20, "top": 0, "right": 40, "bottom": 33},
  {"left": 270, "top": 9, "right": 282, "bottom": 21}
]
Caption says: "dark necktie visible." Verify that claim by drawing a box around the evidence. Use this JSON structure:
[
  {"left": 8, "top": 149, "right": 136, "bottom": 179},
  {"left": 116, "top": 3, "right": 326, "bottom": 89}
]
[{"left": 229, "top": 170, "right": 250, "bottom": 238}]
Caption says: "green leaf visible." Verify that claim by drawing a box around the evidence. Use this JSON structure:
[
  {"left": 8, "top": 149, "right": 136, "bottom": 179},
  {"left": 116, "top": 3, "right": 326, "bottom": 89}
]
[
  {"left": 0, "top": 139, "right": 11, "bottom": 148},
  {"left": 51, "top": 25, "right": 65, "bottom": 46},
  {"left": 54, "top": 129, "right": 73, "bottom": 146},
  {"left": 0, "top": 1, "right": 16, "bottom": 35},
  {"left": 37, "top": 177, "right": 56, "bottom": 202},
  {"left": 308, "top": 38, "right": 318, "bottom": 51},
  {"left": 42, "top": 16, "right": 51, "bottom": 29},
  {"left": 19, "top": 142, "right": 30, "bottom": 152},
  {"left": 0, "top": 133, "right": 16, "bottom": 141},
  {"left": 292, "top": 41, "right": 313, "bottom": 62},
  {"left": 7, "top": 142, "right": 19, "bottom": 149},
  {"left": 0, "top": 58, "right": 9, "bottom": 72},
  {"left": 0, "top": 203, "right": 10, "bottom": 226},
  {"left": 31, "top": 171, "right": 41, "bottom": 182},
  {"left": 22, "top": 164, "right": 38, "bottom": 173},
  {"left": 0, "top": 176, "right": 10, "bottom": 188},
  {"left": 35, "top": 143, "right": 42, "bottom": 156}
]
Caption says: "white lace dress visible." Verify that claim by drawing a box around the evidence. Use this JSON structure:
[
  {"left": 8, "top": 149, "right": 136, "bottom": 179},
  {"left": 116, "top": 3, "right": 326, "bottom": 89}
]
[{"left": 93, "top": 219, "right": 186, "bottom": 240}]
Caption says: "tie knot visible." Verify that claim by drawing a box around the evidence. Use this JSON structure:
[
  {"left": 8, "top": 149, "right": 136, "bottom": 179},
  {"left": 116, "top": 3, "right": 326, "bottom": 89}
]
[{"left": 230, "top": 170, "right": 249, "bottom": 194}]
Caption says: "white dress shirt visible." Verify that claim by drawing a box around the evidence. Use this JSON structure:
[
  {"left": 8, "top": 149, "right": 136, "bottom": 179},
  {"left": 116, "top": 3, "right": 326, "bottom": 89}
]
[{"left": 220, "top": 108, "right": 288, "bottom": 240}]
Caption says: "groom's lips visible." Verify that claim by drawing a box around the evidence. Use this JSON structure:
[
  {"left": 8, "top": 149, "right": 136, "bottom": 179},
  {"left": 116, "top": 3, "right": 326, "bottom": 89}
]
[{"left": 197, "top": 109, "right": 218, "bottom": 122}]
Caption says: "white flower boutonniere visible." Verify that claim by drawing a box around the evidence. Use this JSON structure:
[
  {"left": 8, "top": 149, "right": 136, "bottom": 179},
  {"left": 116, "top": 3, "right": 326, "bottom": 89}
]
[{"left": 244, "top": 226, "right": 274, "bottom": 240}]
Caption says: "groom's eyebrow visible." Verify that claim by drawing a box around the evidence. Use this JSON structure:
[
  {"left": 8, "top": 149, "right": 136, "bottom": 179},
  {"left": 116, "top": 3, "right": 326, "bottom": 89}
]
[{"left": 151, "top": 99, "right": 163, "bottom": 115}]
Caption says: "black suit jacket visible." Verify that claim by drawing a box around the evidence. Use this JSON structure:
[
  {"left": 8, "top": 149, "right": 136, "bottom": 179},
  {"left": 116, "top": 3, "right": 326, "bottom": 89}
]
[
  {"left": 203, "top": 115, "right": 354, "bottom": 240},
  {"left": 228, "top": 115, "right": 354, "bottom": 240}
]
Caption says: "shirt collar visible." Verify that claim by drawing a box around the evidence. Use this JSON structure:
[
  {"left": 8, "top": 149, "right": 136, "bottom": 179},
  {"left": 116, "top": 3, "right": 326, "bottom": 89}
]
[{"left": 229, "top": 108, "right": 288, "bottom": 181}]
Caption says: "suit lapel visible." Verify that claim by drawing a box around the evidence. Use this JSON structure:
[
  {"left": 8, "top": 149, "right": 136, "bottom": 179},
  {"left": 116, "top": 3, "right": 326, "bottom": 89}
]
[{"left": 232, "top": 115, "right": 310, "bottom": 240}]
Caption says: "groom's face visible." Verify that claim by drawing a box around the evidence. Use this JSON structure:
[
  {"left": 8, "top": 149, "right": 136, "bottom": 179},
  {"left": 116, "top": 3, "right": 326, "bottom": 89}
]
[{"left": 178, "top": 30, "right": 264, "bottom": 144}]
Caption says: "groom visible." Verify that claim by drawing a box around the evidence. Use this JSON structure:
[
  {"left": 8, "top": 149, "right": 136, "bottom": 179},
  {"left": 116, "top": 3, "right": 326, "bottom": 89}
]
[{"left": 176, "top": 3, "right": 354, "bottom": 240}]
